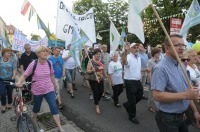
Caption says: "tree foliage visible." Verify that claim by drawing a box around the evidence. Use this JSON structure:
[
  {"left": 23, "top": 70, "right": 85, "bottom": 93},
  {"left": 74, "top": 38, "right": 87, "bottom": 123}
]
[
  {"left": 144, "top": 0, "right": 200, "bottom": 46},
  {"left": 73, "top": 0, "right": 200, "bottom": 47},
  {"left": 31, "top": 34, "right": 41, "bottom": 41},
  {"left": 73, "top": 0, "right": 128, "bottom": 46}
]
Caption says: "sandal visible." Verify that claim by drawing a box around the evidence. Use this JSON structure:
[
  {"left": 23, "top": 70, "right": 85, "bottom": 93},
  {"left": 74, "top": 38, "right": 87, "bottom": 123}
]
[
  {"left": 1, "top": 108, "right": 6, "bottom": 113},
  {"left": 148, "top": 107, "right": 155, "bottom": 113},
  {"left": 6, "top": 107, "right": 12, "bottom": 109},
  {"left": 96, "top": 108, "right": 101, "bottom": 115},
  {"left": 82, "top": 84, "right": 86, "bottom": 87},
  {"left": 59, "top": 104, "right": 64, "bottom": 109}
]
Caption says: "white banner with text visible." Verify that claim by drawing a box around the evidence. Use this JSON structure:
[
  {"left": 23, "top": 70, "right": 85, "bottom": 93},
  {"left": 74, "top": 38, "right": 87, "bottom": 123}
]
[
  {"left": 12, "top": 30, "right": 48, "bottom": 52},
  {"left": 56, "top": 0, "right": 96, "bottom": 47}
]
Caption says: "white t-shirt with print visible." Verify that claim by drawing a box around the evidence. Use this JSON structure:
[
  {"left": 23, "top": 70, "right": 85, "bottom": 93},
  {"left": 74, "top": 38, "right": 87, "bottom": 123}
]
[
  {"left": 108, "top": 61, "right": 123, "bottom": 85},
  {"left": 62, "top": 50, "right": 76, "bottom": 69}
]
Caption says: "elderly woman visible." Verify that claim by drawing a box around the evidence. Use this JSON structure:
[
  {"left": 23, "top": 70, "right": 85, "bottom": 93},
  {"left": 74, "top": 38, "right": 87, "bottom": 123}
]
[
  {"left": 87, "top": 48, "right": 108, "bottom": 114},
  {"left": 0, "top": 48, "right": 17, "bottom": 113},
  {"left": 185, "top": 49, "right": 200, "bottom": 128},
  {"left": 186, "top": 49, "right": 200, "bottom": 87},
  {"left": 147, "top": 47, "right": 160, "bottom": 113},
  {"left": 108, "top": 51, "right": 123, "bottom": 107},
  {"left": 16, "top": 46, "right": 64, "bottom": 132}
]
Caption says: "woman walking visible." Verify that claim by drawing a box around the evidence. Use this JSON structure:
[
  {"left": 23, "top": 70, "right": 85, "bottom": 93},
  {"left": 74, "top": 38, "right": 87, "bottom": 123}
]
[
  {"left": 16, "top": 46, "right": 65, "bottom": 132},
  {"left": 86, "top": 49, "right": 107, "bottom": 114},
  {"left": 147, "top": 47, "right": 160, "bottom": 113},
  {"left": 0, "top": 48, "right": 17, "bottom": 113},
  {"left": 108, "top": 51, "right": 124, "bottom": 107}
]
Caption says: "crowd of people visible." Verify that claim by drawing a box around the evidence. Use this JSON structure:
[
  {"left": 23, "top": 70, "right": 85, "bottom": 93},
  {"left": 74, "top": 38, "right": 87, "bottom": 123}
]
[{"left": 0, "top": 34, "right": 200, "bottom": 131}]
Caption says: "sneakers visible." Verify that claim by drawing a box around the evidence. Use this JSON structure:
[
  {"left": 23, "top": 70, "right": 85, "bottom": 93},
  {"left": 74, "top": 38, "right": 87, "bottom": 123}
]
[
  {"left": 89, "top": 94, "right": 93, "bottom": 100},
  {"left": 105, "top": 91, "right": 111, "bottom": 95},
  {"left": 103, "top": 95, "right": 110, "bottom": 100}
]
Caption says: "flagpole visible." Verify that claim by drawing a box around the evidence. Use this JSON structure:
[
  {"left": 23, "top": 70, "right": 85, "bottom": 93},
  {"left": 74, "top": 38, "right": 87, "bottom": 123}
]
[
  {"left": 150, "top": 4, "right": 193, "bottom": 89},
  {"left": 83, "top": 45, "right": 100, "bottom": 83},
  {"left": 55, "top": 0, "right": 59, "bottom": 47}
]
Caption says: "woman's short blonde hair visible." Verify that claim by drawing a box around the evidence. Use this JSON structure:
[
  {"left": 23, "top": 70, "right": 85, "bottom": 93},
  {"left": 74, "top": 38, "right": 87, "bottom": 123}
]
[
  {"left": 182, "top": 52, "right": 189, "bottom": 58},
  {"left": 35, "top": 46, "right": 48, "bottom": 54},
  {"left": 185, "top": 48, "right": 197, "bottom": 57}
]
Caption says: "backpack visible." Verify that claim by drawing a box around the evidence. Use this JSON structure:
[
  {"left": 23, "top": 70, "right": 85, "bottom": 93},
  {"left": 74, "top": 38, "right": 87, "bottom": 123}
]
[{"left": 29, "top": 59, "right": 51, "bottom": 80}]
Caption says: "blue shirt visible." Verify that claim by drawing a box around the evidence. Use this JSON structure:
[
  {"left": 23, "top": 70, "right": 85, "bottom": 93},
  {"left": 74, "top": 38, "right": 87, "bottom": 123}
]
[
  {"left": 48, "top": 56, "right": 64, "bottom": 79},
  {"left": 151, "top": 56, "right": 190, "bottom": 113},
  {"left": 139, "top": 52, "right": 148, "bottom": 68},
  {"left": 0, "top": 57, "right": 17, "bottom": 80}
]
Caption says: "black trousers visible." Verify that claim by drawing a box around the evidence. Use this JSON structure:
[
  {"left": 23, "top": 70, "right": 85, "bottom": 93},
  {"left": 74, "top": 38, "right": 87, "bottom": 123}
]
[
  {"left": 1, "top": 79, "right": 14, "bottom": 106},
  {"left": 112, "top": 84, "right": 124, "bottom": 104},
  {"left": 124, "top": 80, "right": 143, "bottom": 118},
  {"left": 89, "top": 80, "right": 104, "bottom": 105}
]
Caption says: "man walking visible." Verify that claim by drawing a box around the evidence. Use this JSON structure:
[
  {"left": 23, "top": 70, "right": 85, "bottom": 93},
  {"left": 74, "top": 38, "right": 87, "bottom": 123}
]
[
  {"left": 20, "top": 43, "right": 37, "bottom": 81},
  {"left": 151, "top": 34, "right": 200, "bottom": 132},
  {"left": 48, "top": 47, "right": 65, "bottom": 108},
  {"left": 122, "top": 43, "right": 144, "bottom": 124}
]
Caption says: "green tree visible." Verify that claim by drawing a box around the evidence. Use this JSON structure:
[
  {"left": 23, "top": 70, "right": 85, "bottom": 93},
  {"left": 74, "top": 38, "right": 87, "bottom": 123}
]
[
  {"left": 143, "top": 0, "right": 200, "bottom": 46},
  {"left": 31, "top": 34, "right": 41, "bottom": 41},
  {"left": 73, "top": 0, "right": 128, "bottom": 47}
]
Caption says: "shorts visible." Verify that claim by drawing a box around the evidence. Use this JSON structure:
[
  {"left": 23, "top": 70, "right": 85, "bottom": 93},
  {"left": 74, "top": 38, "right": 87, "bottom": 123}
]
[
  {"left": 55, "top": 78, "right": 63, "bottom": 94},
  {"left": 66, "top": 69, "right": 75, "bottom": 83},
  {"left": 32, "top": 91, "right": 59, "bottom": 115}
]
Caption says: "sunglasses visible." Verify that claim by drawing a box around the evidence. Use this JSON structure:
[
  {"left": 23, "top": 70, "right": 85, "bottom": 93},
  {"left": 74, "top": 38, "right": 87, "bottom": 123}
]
[
  {"left": 181, "top": 59, "right": 190, "bottom": 62},
  {"left": 158, "top": 47, "right": 162, "bottom": 48}
]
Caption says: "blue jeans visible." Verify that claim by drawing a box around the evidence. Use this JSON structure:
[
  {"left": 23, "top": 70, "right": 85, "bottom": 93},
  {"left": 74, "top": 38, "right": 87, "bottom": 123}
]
[
  {"left": 32, "top": 91, "right": 58, "bottom": 115},
  {"left": 66, "top": 69, "right": 75, "bottom": 83},
  {"left": 155, "top": 110, "right": 189, "bottom": 132}
]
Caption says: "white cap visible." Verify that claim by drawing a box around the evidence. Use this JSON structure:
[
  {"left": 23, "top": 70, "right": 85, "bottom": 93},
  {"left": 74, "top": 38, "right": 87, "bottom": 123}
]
[{"left": 130, "top": 43, "right": 138, "bottom": 48}]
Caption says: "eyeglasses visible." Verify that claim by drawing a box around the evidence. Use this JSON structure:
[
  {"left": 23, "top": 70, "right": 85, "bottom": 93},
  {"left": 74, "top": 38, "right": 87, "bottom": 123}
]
[
  {"left": 158, "top": 47, "right": 162, "bottom": 48},
  {"left": 181, "top": 58, "right": 190, "bottom": 62},
  {"left": 131, "top": 46, "right": 139, "bottom": 49},
  {"left": 174, "top": 44, "right": 186, "bottom": 48}
]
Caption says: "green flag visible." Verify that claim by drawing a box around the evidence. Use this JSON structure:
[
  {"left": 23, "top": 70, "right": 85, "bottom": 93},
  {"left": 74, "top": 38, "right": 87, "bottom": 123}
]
[
  {"left": 180, "top": 0, "right": 200, "bottom": 37},
  {"left": 37, "top": 14, "right": 51, "bottom": 38}
]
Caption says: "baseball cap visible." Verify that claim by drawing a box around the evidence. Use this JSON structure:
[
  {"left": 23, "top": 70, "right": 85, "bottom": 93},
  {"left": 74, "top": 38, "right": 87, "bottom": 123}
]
[{"left": 130, "top": 43, "right": 138, "bottom": 48}]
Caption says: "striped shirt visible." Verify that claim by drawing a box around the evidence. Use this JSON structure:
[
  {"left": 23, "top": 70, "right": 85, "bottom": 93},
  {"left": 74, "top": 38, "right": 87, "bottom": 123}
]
[
  {"left": 24, "top": 61, "right": 54, "bottom": 95},
  {"left": 151, "top": 56, "right": 189, "bottom": 113}
]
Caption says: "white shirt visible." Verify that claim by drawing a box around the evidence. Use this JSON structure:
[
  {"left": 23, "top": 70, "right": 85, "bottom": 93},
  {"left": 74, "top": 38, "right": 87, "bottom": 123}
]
[
  {"left": 187, "top": 64, "right": 200, "bottom": 88},
  {"left": 124, "top": 53, "right": 141, "bottom": 80},
  {"left": 108, "top": 61, "right": 123, "bottom": 85},
  {"left": 62, "top": 50, "right": 76, "bottom": 69}
]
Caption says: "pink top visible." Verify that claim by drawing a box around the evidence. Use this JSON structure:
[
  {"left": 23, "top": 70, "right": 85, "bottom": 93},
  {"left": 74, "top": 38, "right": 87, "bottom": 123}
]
[{"left": 24, "top": 61, "right": 54, "bottom": 95}]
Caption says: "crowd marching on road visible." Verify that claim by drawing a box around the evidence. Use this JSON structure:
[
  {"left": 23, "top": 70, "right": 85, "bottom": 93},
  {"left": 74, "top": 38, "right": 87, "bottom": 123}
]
[{"left": 0, "top": 35, "right": 200, "bottom": 132}]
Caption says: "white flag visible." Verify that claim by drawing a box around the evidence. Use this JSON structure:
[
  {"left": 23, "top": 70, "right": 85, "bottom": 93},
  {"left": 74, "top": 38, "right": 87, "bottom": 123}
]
[
  {"left": 180, "top": 0, "right": 200, "bottom": 38},
  {"left": 128, "top": 0, "right": 151, "bottom": 43},
  {"left": 56, "top": 0, "right": 96, "bottom": 47},
  {"left": 110, "top": 21, "right": 121, "bottom": 52}
]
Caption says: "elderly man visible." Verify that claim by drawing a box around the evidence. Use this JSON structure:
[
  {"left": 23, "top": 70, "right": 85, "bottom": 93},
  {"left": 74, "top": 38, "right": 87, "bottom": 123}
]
[
  {"left": 101, "top": 44, "right": 111, "bottom": 99},
  {"left": 122, "top": 43, "right": 144, "bottom": 124},
  {"left": 20, "top": 43, "right": 37, "bottom": 81},
  {"left": 151, "top": 34, "right": 200, "bottom": 132}
]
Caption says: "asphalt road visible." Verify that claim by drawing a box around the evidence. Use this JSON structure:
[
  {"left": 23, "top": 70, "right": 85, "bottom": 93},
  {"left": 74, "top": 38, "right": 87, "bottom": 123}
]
[{"left": 60, "top": 72, "right": 199, "bottom": 132}]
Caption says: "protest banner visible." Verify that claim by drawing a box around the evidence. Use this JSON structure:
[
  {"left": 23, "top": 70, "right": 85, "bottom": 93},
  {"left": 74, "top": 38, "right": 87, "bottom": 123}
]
[
  {"left": 56, "top": 0, "right": 96, "bottom": 47},
  {"left": 12, "top": 30, "right": 48, "bottom": 52}
]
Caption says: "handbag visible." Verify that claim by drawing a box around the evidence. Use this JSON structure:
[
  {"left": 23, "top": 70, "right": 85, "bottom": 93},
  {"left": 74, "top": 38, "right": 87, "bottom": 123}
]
[{"left": 0, "top": 78, "right": 6, "bottom": 96}]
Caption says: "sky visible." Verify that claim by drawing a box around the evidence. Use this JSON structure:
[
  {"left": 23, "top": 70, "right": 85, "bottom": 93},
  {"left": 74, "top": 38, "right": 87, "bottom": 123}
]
[
  {"left": 0, "top": 0, "right": 75, "bottom": 38},
  {"left": 0, "top": 0, "right": 127, "bottom": 39}
]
